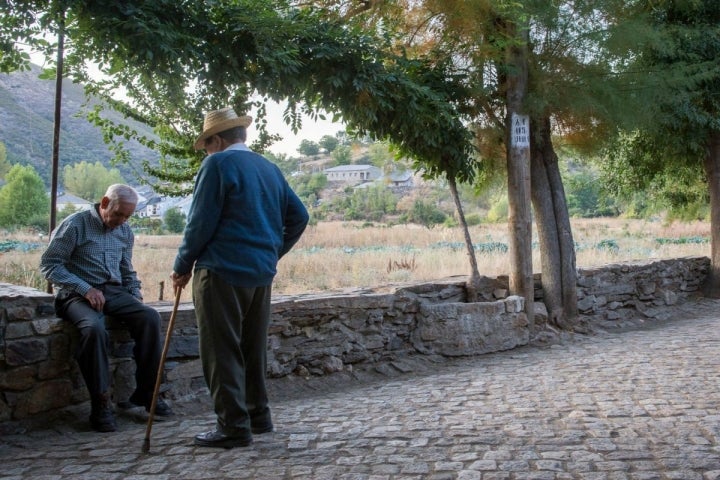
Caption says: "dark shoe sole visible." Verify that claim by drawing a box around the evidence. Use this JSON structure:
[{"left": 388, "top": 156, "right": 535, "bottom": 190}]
[
  {"left": 118, "top": 400, "right": 174, "bottom": 417},
  {"left": 89, "top": 417, "right": 117, "bottom": 432},
  {"left": 251, "top": 424, "right": 273, "bottom": 434},
  {"left": 194, "top": 436, "right": 252, "bottom": 449}
]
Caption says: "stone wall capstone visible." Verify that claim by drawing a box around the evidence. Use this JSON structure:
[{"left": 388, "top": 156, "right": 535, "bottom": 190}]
[{"left": 0, "top": 255, "right": 709, "bottom": 422}]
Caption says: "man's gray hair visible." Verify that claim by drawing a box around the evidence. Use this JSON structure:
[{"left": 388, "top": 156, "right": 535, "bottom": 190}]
[{"left": 105, "top": 184, "right": 139, "bottom": 206}]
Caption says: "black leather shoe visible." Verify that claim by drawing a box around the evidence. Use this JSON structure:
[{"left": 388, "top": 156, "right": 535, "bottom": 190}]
[
  {"left": 194, "top": 430, "right": 252, "bottom": 449},
  {"left": 251, "top": 422, "right": 274, "bottom": 434},
  {"left": 90, "top": 393, "right": 117, "bottom": 432},
  {"left": 118, "top": 396, "right": 174, "bottom": 417},
  {"left": 150, "top": 398, "right": 174, "bottom": 417}
]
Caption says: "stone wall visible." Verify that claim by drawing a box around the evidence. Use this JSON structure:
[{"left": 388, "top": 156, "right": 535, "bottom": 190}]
[{"left": 0, "top": 256, "right": 708, "bottom": 421}]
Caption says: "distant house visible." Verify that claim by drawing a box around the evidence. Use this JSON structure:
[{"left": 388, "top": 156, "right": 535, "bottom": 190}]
[
  {"left": 324, "top": 164, "right": 382, "bottom": 184},
  {"left": 135, "top": 195, "right": 163, "bottom": 218},
  {"left": 56, "top": 192, "right": 92, "bottom": 212},
  {"left": 387, "top": 170, "right": 414, "bottom": 188},
  {"left": 171, "top": 195, "right": 194, "bottom": 217}
]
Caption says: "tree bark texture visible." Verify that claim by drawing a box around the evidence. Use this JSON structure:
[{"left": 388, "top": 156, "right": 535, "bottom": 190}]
[
  {"left": 702, "top": 130, "right": 720, "bottom": 297},
  {"left": 504, "top": 21, "right": 534, "bottom": 324},
  {"left": 448, "top": 176, "right": 482, "bottom": 302},
  {"left": 530, "top": 116, "right": 578, "bottom": 327}
]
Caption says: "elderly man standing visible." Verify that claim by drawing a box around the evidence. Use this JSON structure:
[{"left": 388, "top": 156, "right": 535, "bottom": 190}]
[
  {"left": 40, "top": 184, "right": 173, "bottom": 432},
  {"left": 171, "top": 107, "right": 309, "bottom": 448}
]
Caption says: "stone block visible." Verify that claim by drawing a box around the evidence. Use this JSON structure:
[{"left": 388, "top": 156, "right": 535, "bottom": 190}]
[
  {"left": 5, "top": 321, "right": 33, "bottom": 339},
  {"left": 5, "top": 338, "right": 49, "bottom": 366},
  {"left": 0, "top": 365, "right": 38, "bottom": 391},
  {"left": 10, "top": 380, "right": 73, "bottom": 418},
  {"left": 504, "top": 295, "right": 524, "bottom": 313},
  {"left": 31, "top": 317, "right": 65, "bottom": 335},
  {"left": 5, "top": 306, "right": 35, "bottom": 322}
]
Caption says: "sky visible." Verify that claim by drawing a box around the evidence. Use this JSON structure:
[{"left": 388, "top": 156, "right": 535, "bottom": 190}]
[{"left": 256, "top": 101, "right": 346, "bottom": 156}]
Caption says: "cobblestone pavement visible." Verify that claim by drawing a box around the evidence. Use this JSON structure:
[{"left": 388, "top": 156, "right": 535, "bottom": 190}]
[{"left": 2, "top": 299, "right": 720, "bottom": 480}]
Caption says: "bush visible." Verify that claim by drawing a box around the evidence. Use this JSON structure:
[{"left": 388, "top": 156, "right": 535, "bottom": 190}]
[
  {"left": 486, "top": 197, "right": 508, "bottom": 223},
  {"left": 163, "top": 207, "right": 186, "bottom": 233}
]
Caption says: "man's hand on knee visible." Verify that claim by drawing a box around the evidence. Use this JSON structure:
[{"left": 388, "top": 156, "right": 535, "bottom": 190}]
[{"left": 84, "top": 288, "right": 106, "bottom": 311}]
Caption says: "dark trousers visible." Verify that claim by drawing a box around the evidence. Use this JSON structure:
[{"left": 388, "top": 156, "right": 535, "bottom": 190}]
[
  {"left": 193, "top": 269, "right": 272, "bottom": 436},
  {"left": 55, "top": 284, "right": 162, "bottom": 401}
]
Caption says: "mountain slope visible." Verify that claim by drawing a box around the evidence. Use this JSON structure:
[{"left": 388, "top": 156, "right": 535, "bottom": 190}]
[{"left": 0, "top": 65, "right": 158, "bottom": 186}]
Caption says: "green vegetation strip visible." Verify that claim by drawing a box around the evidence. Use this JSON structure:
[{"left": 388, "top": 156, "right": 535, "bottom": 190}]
[
  {"left": 0, "top": 240, "right": 42, "bottom": 253},
  {"left": 655, "top": 236, "right": 709, "bottom": 245}
]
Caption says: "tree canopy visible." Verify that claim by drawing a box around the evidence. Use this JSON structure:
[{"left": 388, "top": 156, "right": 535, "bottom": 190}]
[
  {"left": 0, "top": 163, "right": 48, "bottom": 227},
  {"left": 1, "top": 0, "right": 477, "bottom": 195}
]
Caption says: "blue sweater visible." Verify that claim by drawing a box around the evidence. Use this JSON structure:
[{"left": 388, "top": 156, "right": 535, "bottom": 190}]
[{"left": 173, "top": 145, "right": 309, "bottom": 287}]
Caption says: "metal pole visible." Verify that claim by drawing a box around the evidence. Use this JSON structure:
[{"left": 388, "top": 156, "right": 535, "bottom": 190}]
[{"left": 47, "top": 11, "right": 65, "bottom": 294}]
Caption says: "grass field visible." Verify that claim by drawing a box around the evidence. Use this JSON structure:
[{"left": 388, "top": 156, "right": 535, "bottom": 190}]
[{"left": 0, "top": 218, "right": 710, "bottom": 302}]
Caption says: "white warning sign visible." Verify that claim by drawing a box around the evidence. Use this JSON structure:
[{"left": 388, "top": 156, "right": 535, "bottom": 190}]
[{"left": 511, "top": 114, "right": 530, "bottom": 148}]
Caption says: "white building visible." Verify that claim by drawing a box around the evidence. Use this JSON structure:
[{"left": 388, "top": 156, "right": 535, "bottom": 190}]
[
  {"left": 324, "top": 164, "right": 382, "bottom": 184},
  {"left": 56, "top": 193, "right": 92, "bottom": 212}
]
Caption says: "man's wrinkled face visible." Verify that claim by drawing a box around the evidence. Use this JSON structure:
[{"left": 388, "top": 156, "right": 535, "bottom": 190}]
[{"left": 100, "top": 197, "right": 136, "bottom": 229}]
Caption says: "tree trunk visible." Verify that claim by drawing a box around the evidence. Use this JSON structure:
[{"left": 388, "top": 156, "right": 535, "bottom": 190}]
[
  {"left": 448, "top": 176, "right": 481, "bottom": 301},
  {"left": 530, "top": 116, "right": 578, "bottom": 328},
  {"left": 703, "top": 130, "right": 720, "bottom": 297},
  {"left": 504, "top": 20, "right": 534, "bottom": 324}
]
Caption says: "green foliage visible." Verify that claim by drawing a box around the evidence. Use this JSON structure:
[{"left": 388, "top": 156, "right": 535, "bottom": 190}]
[
  {"left": 0, "top": 164, "right": 49, "bottom": 227},
  {"left": 128, "top": 216, "right": 163, "bottom": 234},
  {"left": 1, "top": 1, "right": 477, "bottom": 195},
  {"left": 486, "top": 196, "right": 508, "bottom": 223},
  {"left": 464, "top": 213, "right": 483, "bottom": 226},
  {"left": 318, "top": 135, "right": 339, "bottom": 153},
  {"left": 63, "top": 161, "right": 126, "bottom": 202},
  {"left": 402, "top": 199, "right": 447, "bottom": 228},
  {"left": 265, "top": 152, "right": 300, "bottom": 176},
  {"left": 289, "top": 172, "right": 327, "bottom": 203},
  {"left": 602, "top": 0, "right": 720, "bottom": 214},
  {"left": 366, "top": 142, "right": 392, "bottom": 169},
  {"left": 331, "top": 145, "right": 352, "bottom": 165},
  {"left": 57, "top": 203, "right": 79, "bottom": 223},
  {"left": 0, "top": 141, "right": 10, "bottom": 178},
  {"left": 328, "top": 184, "right": 398, "bottom": 222},
  {"left": 297, "top": 139, "right": 321, "bottom": 157},
  {"left": 564, "top": 169, "right": 618, "bottom": 218},
  {"left": 163, "top": 207, "right": 186, "bottom": 233}
]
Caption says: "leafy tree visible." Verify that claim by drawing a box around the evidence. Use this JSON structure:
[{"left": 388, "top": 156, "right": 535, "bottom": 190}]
[
  {"left": 331, "top": 145, "right": 352, "bottom": 165},
  {"left": 564, "top": 169, "right": 618, "bottom": 218},
  {"left": 63, "top": 161, "right": 125, "bottom": 201},
  {"left": 288, "top": 172, "right": 327, "bottom": 203},
  {"left": 602, "top": 0, "right": 720, "bottom": 295},
  {"left": 0, "top": 142, "right": 10, "bottom": 179},
  {"left": 57, "top": 203, "right": 79, "bottom": 222},
  {"left": 318, "top": 135, "right": 339, "bottom": 153},
  {"left": 404, "top": 199, "right": 447, "bottom": 228},
  {"left": 324, "top": 0, "right": 657, "bottom": 325},
  {"left": 297, "top": 139, "right": 321, "bottom": 157},
  {"left": 265, "top": 152, "right": 300, "bottom": 176},
  {"left": 330, "top": 184, "right": 397, "bottom": 221},
  {"left": 163, "top": 207, "right": 186, "bottom": 233},
  {"left": 128, "top": 216, "right": 163, "bottom": 234},
  {"left": 367, "top": 142, "right": 391, "bottom": 169},
  {"left": 0, "top": 164, "right": 49, "bottom": 227}
]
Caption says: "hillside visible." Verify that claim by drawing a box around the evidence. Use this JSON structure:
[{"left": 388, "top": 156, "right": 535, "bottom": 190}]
[{"left": 0, "top": 64, "right": 158, "bottom": 186}]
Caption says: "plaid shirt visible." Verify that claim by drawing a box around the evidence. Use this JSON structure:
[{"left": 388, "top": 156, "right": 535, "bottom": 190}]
[{"left": 40, "top": 204, "right": 142, "bottom": 298}]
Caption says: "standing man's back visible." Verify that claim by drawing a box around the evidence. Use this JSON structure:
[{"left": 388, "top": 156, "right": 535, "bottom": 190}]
[{"left": 171, "top": 107, "right": 309, "bottom": 448}]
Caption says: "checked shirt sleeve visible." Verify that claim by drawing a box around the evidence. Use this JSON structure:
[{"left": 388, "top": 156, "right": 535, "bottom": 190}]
[{"left": 39, "top": 219, "right": 93, "bottom": 296}]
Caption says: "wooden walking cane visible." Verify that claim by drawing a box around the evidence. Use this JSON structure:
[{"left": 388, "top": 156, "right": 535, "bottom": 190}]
[{"left": 142, "top": 286, "right": 182, "bottom": 453}]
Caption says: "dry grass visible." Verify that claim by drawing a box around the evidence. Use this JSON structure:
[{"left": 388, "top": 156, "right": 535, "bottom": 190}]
[{"left": 0, "top": 218, "right": 710, "bottom": 302}]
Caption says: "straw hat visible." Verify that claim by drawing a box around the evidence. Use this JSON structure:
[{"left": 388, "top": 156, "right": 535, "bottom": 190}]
[{"left": 194, "top": 107, "right": 252, "bottom": 150}]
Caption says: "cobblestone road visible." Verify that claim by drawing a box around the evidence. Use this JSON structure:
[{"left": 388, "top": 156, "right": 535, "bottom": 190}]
[{"left": 2, "top": 299, "right": 720, "bottom": 479}]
